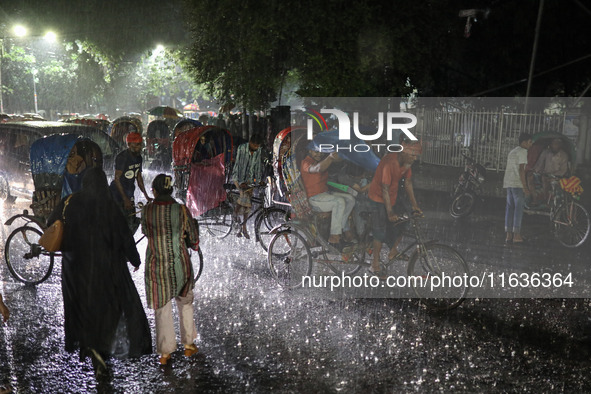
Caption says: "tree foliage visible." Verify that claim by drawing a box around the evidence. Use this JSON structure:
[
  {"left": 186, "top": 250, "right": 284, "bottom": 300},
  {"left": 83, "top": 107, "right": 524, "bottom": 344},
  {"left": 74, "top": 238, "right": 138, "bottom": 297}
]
[{"left": 182, "top": 0, "right": 591, "bottom": 106}]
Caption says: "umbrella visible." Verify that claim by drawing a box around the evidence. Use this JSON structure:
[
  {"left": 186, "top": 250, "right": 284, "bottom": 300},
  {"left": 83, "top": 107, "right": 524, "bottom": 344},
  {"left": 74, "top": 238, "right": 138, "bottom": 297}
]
[
  {"left": 148, "top": 106, "right": 181, "bottom": 119},
  {"left": 183, "top": 102, "right": 200, "bottom": 111}
]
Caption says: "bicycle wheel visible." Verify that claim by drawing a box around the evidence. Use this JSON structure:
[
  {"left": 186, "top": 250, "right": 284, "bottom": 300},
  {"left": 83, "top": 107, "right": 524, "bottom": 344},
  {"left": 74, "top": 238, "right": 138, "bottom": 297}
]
[
  {"left": 268, "top": 229, "right": 312, "bottom": 289},
  {"left": 449, "top": 192, "right": 475, "bottom": 218},
  {"left": 553, "top": 201, "right": 591, "bottom": 248},
  {"left": 204, "top": 202, "right": 234, "bottom": 238},
  {"left": 255, "top": 207, "right": 289, "bottom": 252},
  {"left": 192, "top": 247, "right": 204, "bottom": 283},
  {"left": 5, "top": 226, "right": 55, "bottom": 285},
  {"left": 407, "top": 243, "right": 468, "bottom": 310}
]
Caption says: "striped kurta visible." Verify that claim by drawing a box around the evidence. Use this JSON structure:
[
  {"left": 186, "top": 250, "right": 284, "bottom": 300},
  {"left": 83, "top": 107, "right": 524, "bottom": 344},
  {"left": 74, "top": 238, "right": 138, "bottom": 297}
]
[{"left": 141, "top": 199, "right": 200, "bottom": 310}]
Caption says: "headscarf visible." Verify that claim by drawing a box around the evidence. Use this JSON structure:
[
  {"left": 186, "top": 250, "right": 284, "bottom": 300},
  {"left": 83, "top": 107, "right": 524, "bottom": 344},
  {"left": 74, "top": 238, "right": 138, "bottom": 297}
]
[{"left": 81, "top": 167, "right": 112, "bottom": 201}]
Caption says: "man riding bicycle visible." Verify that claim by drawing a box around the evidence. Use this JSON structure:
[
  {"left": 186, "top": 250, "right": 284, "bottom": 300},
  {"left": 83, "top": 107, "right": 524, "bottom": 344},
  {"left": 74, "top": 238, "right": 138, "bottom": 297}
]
[{"left": 367, "top": 139, "right": 422, "bottom": 277}]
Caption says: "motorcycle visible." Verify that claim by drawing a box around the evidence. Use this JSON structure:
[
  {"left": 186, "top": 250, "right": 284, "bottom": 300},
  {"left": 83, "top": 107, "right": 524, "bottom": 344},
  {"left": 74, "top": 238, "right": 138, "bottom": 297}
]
[{"left": 450, "top": 153, "right": 486, "bottom": 218}]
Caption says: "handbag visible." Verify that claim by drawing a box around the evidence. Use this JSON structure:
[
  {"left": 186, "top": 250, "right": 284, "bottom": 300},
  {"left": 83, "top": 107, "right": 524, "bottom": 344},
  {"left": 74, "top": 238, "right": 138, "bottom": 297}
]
[{"left": 39, "top": 195, "right": 73, "bottom": 252}]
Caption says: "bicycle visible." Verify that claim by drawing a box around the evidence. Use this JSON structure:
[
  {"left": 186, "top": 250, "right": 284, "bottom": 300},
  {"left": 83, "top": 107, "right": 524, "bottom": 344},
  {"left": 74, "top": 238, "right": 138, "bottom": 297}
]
[
  {"left": 4, "top": 209, "right": 55, "bottom": 285},
  {"left": 267, "top": 211, "right": 469, "bottom": 310},
  {"left": 524, "top": 174, "right": 590, "bottom": 248},
  {"left": 222, "top": 182, "right": 290, "bottom": 251},
  {"left": 4, "top": 202, "right": 204, "bottom": 285}
]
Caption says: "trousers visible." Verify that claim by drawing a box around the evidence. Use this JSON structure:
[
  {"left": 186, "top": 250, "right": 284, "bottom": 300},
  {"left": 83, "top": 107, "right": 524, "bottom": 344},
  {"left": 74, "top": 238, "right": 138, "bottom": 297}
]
[
  {"left": 308, "top": 191, "right": 355, "bottom": 235},
  {"left": 154, "top": 292, "right": 197, "bottom": 355}
]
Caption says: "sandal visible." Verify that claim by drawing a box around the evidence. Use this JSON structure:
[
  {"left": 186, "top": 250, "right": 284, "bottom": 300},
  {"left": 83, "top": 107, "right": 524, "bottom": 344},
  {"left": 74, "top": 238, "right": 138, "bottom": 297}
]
[
  {"left": 184, "top": 344, "right": 198, "bottom": 357},
  {"left": 89, "top": 348, "right": 108, "bottom": 378},
  {"left": 159, "top": 353, "right": 171, "bottom": 365}
]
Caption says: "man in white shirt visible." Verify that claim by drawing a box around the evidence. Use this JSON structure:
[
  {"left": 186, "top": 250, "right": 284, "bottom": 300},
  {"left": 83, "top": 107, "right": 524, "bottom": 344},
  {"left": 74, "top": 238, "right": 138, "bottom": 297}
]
[{"left": 503, "top": 133, "right": 533, "bottom": 244}]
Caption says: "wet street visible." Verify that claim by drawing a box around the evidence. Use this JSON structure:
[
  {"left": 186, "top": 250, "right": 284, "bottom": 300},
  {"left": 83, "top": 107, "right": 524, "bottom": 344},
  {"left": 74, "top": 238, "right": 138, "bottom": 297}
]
[{"left": 1, "top": 190, "right": 591, "bottom": 393}]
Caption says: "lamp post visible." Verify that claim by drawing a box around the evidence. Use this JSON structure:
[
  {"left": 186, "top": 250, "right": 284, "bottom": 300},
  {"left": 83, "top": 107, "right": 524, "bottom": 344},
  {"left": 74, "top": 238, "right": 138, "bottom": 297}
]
[
  {"left": 1, "top": 37, "right": 4, "bottom": 113},
  {"left": 32, "top": 69, "right": 38, "bottom": 113},
  {"left": 0, "top": 25, "right": 29, "bottom": 114}
]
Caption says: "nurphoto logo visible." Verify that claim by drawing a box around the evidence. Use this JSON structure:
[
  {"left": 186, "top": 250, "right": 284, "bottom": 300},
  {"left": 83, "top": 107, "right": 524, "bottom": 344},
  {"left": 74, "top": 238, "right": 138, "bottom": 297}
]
[{"left": 306, "top": 108, "right": 418, "bottom": 153}]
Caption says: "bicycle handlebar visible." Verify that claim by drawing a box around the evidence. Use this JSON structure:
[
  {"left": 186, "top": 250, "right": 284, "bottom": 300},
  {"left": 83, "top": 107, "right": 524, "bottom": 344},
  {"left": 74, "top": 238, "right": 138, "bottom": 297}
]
[
  {"left": 393, "top": 210, "right": 424, "bottom": 224},
  {"left": 461, "top": 153, "right": 476, "bottom": 163}
]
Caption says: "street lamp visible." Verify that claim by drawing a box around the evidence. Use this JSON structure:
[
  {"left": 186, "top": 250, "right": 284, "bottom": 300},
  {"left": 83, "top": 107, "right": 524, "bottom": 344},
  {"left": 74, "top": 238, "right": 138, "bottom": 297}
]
[
  {"left": 13, "top": 25, "right": 27, "bottom": 38},
  {"left": 44, "top": 31, "right": 57, "bottom": 43}
]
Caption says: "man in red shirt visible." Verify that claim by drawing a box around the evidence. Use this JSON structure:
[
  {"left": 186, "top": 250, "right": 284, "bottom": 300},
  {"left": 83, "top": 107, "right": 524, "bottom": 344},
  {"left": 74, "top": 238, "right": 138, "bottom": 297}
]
[
  {"left": 301, "top": 145, "right": 356, "bottom": 250},
  {"left": 368, "top": 141, "right": 422, "bottom": 277}
]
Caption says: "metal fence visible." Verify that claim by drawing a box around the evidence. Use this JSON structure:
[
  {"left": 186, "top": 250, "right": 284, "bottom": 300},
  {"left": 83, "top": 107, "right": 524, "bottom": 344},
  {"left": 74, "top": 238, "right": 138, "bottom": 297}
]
[{"left": 413, "top": 109, "right": 566, "bottom": 171}]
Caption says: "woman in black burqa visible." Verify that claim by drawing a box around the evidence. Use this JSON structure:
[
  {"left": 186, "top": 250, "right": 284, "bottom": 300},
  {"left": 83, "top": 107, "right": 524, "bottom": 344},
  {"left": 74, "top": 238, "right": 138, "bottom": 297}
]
[{"left": 47, "top": 167, "right": 151, "bottom": 376}]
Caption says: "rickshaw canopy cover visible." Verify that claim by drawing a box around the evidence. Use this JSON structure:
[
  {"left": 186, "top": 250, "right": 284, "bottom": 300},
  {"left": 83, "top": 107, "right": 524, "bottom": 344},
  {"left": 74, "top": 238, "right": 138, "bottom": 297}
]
[
  {"left": 173, "top": 125, "right": 232, "bottom": 166},
  {"left": 308, "top": 129, "right": 381, "bottom": 172},
  {"left": 30, "top": 133, "right": 80, "bottom": 176}
]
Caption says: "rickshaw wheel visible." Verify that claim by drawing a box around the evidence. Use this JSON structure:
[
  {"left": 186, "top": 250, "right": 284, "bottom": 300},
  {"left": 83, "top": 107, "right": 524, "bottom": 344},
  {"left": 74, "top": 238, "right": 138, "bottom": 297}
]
[
  {"left": 553, "top": 201, "right": 591, "bottom": 248},
  {"left": 268, "top": 229, "right": 312, "bottom": 289},
  {"left": 204, "top": 201, "right": 234, "bottom": 238},
  {"left": 193, "top": 247, "right": 204, "bottom": 284},
  {"left": 5, "top": 226, "right": 55, "bottom": 285},
  {"left": 255, "top": 207, "right": 289, "bottom": 252}
]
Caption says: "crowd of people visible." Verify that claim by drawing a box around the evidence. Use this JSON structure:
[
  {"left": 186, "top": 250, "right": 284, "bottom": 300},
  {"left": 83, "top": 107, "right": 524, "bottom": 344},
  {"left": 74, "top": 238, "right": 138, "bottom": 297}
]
[
  {"left": 0, "top": 122, "right": 576, "bottom": 382},
  {"left": 1, "top": 131, "right": 202, "bottom": 380}
]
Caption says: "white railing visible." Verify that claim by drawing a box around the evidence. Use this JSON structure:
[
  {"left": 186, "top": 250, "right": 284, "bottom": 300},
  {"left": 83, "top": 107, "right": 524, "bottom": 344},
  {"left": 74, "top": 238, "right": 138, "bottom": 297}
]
[{"left": 413, "top": 109, "right": 566, "bottom": 171}]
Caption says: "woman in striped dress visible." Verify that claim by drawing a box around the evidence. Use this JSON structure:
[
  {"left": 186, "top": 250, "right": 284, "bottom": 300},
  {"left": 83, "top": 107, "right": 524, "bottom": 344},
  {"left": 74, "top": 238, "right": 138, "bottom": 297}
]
[{"left": 141, "top": 174, "right": 200, "bottom": 365}]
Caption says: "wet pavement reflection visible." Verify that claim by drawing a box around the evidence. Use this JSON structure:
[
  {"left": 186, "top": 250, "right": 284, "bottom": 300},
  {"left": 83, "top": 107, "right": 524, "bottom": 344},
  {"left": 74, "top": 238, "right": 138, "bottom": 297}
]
[{"left": 1, "top": 191, "right": 591, "bottom": 392}]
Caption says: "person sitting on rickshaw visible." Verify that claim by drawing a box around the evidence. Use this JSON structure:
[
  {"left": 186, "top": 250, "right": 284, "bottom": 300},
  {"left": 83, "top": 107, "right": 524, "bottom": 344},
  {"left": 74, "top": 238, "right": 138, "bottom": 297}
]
[
  {"left": 231, "top": 133, "right": 265, "bottom": 238},
  {"left": 333, "top": 163, "right": 373, "bottom": 238},
  {"left": 301, "top": 143, "right": 356, "bottom": 251},
  {"left": 62, "top": 140, "right": 103, "bottom": 198},
  {"left": 192, "top": 134, "right": 214, "bottom": 164},
  {"left": 109, "top": 132, "right": 152, "bottom": 232},
  {"left": 527, "top": 138, "right": 569, "bottom": 208}
]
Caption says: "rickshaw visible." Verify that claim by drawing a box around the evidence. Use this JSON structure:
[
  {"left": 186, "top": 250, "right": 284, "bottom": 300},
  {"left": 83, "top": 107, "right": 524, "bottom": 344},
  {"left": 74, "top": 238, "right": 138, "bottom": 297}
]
[
  {"left": 110, "top": 116, "right": 143, "bottom": 147},
  {"left": 0, "top": 121, "right": 122, "bottom": 200},
  {"left": 173, "top": 125, "right": 235, "bottom": 237},
  {"left": 172, "top": 118, "right": 202, "bottom": 140},
  {"left": 3, "top": 134, "right": 103, "bottom": 285},
  {"left": 63, "top": 117, "right": 111, "bottom": 134},
  {"left": 266, "top": 130, "right": 469, "bottom": 309},
  {"left": 146, "top": 119, "right": 172, "bottom": 171},
  {"left": 524, "top": 131, "right": 590, "bottom": 247},
  {"left": 271, "top": 127, "right": 299, "bottom": 207}
]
